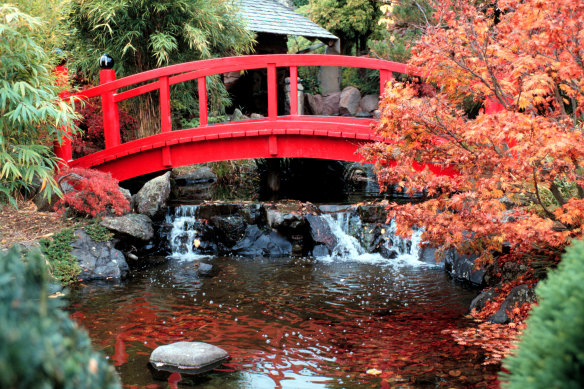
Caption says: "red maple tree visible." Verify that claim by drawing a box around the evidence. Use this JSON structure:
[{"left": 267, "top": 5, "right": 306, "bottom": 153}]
[{"left": 362, "top": 0, "right": 584, "bottom": 270}]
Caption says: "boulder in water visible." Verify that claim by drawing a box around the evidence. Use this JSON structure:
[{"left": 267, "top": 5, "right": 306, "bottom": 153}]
[
  {"left": 306, "top": 215, "right": 338, "bottom": 251},
  {"left": 231, "top": 225, "right": 292, "bottom": 257},
  {"left": 149, "top": 341, "right": 229, "bottom": 375},
  {"left": 100, "top": 213, "right": 154, "bottom": 241}
]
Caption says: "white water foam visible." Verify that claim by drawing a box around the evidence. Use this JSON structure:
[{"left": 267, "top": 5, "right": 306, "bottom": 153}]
[
  {"left": 166, "top": 205, "right": 208, "bottom": 261},
  {"left": 317, "top": 212, "right": 430, "bottom": 267}
]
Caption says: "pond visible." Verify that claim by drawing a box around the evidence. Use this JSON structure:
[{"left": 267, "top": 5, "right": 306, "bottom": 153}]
[{"left": 68, "top": 253, "right": 498, "bottom": 388}]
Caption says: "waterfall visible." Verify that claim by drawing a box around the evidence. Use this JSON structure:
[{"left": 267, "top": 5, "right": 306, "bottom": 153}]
[
  {"left": 165, "top": 205, "right": 207, "bottom": 261},
  {"left": 319, "top": 212, "right": 426, "bottom": 266}
]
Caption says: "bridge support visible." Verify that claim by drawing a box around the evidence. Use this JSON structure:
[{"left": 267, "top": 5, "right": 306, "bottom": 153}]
[{"left": 100, "top": 67, "right": 121, "bottom": 149}]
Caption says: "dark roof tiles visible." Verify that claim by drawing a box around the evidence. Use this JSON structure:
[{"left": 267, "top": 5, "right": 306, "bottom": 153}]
[{"left": 237, "top": 0, "right": 338, "bottom": 41}]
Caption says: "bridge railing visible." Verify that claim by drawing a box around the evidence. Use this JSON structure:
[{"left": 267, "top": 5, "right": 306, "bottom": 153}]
[{"left": 57, "top": 54, "right": 414, "bottom": 163}]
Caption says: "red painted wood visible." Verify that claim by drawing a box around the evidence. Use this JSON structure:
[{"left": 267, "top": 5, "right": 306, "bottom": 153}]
[
  {"left": 53, "top": 65, "right": 72, "bottom": 166},
  {"left": 99, "top": 69, "right": 121, "bottom": 148},
  {"left": 267, "top": 63, "right": 277, "bottom": 118},
  {"left": 69, "top": 55, "right": 461, "bottom": 182},
  {"left": 198, "top": 77, "right": 208, "bottom": 126},
  {"left": 289, "top": 66, "right": 298, "bottom": 115},
  {"left": 73, "top": 55, "right": 415, "bottom": 101},
  {"left": 159, "top": 76, "right": 171, "bottom": 133},
  {"left": 114, "top": 80, "right": 160, "bottom": 102},
  {"left": 379, "top": 69, "right": 392, "bottom": 96}
]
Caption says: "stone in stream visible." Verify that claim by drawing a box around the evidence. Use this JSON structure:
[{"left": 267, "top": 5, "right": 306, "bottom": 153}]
[{"left": 149, "top": 341, "right": 229, "bottom": 375}]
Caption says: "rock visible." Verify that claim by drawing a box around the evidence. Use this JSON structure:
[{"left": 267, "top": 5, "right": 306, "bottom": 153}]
[
  {"left": 321, "top": 92, "right": 341, "bottom": 116},
  {"left": 231, "top": 225, "right": 292, "bottom": 257},
  {"left": 135, "top": 172, "right": 171, "bottom": 219},
  {"left": 266, "top": 208, "right": 305, "bottom": 230},
  {"left": 150, "top": 341, "right": 229, "bottom": 375},
  {"left": 306, "top": 215, "right": 338, "bottom": 251},
  {"left": 208, "top": 215, "right": 247, "bottom": 249},
  {"left": 196, "top": 203, "right": 242, "bottom": 220},
  {"left": 71, "top": 230, "right": 129, "bottom": 281},
  {"left": 250, "top": 113, "right": 264, "bottom": 119},
  {"left": 100, "top": 213, "right": 154, "bottom": 241},
  {"left": 489, "top": 284, "right": 536, "bottom": 324},
  {"left": 360, "top": 94, "right": 379, "bottom": 113},
  {"left": 239, "top": 204, "right": 266, "bottom": 225},
  {"left": 339, "top": 86, "right": 361, "bottom": 116},
  {"left": 173, "top": 167, "right": 217, "bottom": 201},
  {"left": 311, "top": 244, "right": 330, "bottom": 257},
  {"left": 305, "top": 93, "right": 323, "bottom": 115},
  {"left": 197, "top": 262, "right": 214, "bottom": 276},
  {"left": 373, "top": 109, "right": 381, "bottom": 119},
  {"left": 444, "top": 249, "right": 485, "bottom": 286},
  {"left": 118, "top": 187, "right": 132, "bottom": 211},
  {"left": 230, "top": 108, "right": 249, "bottom": 121},
  {"left": 418, "top": 246, "right": 444, "bottom": 267},
  {"left": 357, "top": 205, "right": 387, "bottom": 224},
  {"left": 469, "top": 288, "right": 498, "bottom": 313}
]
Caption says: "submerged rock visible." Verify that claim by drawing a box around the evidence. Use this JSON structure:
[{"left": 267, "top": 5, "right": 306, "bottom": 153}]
[
  {"left": 72, "top": 230, "right": 129, "bottom": 281},
  {"left": 150, "top": 341, "right": 229, "bottom": 375},
  {"left": 232, "top": 225, "right": 292, "bottom": 257}
]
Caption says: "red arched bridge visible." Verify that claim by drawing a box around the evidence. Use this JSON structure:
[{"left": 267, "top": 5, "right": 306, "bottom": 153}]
[{"left": 55, "top": 54, "right": 453, "bottom": 181}]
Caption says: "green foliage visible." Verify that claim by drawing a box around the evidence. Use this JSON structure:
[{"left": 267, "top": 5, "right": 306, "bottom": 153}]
[
  {"left": 0, "top": 247, "right": 121, "bottom": 388},
  {"left": 39, "top": 228, "right": 80, "bottom": 285},
  {"left": 66, "top": 0, "right": 255, "bottom": 136},
  {"left": 308, "top": 0, "right": 381, "bottom": 54},
  {"left": 179, "top": 115, "right": 228, "bottom": 129},
  {"left": 8, "top": 0, "right": 70, "bottom": 52},
  {"left": 0, "top": 5, "right": 79, "bottom": 206},
  {"left": 84, "top": 220, "right": 113, "bottom": 242},
  {"left": 501, "top": 239, "right": 584, "bottom": 388},
  {"left": 209, "top": 160, "right": 258, "bottom": 201},
  {"left": 341, "top": 67, "right": 379, "bottom": 95}
]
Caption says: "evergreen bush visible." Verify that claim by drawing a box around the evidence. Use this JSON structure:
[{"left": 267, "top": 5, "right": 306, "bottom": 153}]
[
  {"left": 39, "top": 228, "right": 80, "bottom": 285},
  {"left": 501, "top": 239, "right": 584, "bottom": 388},
  {"left": 0, "top": 247, "right": 121, "bottom": 388}
]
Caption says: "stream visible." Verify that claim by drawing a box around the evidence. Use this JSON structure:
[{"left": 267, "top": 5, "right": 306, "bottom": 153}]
[{"left": 67, "top": 207, "right": 498, "bottom": 388}]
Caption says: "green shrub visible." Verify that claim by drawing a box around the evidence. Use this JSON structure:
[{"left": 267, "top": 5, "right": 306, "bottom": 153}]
[
  {"left": 39, "top": 228, "right": 80, "bottom": 285},
  {"left": 84, "top": 220, "right": 113, "bottom": 242},
  {"left": 0, "top": 247, "right": 121, "bottom": 388},
  {"left": 501, "top": 239, "right": 584, "bottom": 388}
]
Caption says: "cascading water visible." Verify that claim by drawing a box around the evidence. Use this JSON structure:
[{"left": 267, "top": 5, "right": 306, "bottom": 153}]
[
  {"left": 166, "top": 205, "right": 427, "bottom": 266},
  {"left": 319, "top": 212, "right": 426, "bottom": 266},
  {"left": 165, "top": 205, "right": 207, "bottom": 260}
]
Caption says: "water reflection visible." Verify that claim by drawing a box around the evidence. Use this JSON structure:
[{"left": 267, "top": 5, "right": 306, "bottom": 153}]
[{"left": 68, "top": 257, "right": 498, "bottom": 388}]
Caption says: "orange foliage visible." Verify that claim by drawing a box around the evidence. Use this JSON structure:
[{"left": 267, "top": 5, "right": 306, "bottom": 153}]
[{"left": 362, "top": 0, "right": 584, "bottom": 267}]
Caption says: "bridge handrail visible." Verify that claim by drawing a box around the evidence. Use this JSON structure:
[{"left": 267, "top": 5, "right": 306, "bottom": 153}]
[{"left": 57, "top": 54, "right": 415, "bottom": 163}]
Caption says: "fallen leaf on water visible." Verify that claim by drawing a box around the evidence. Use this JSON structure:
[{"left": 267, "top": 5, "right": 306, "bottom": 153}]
[
  {"left": 366, "top": 368, "right": 382, "bottom": 375},
  {"left": 193, "top": 239, "right": 201, "bottom": 248},
  {"left": 449, "top": 370, "right": 461, "bottom": 377}
]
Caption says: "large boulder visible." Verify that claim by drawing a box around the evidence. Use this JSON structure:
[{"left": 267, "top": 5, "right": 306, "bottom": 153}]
[
  {"left": 305, "top": 93, "right": 323, "bottom": 115},
  {"left": 306, "top": 214, "right": 338, "bottom": 251},
  {"left": 321, "top": 92, "right": 341, "bottom": 116},
  {"left": 208, "top": 215, "right": 247, "bottom": 249},
  {"left": 444, "top": 249, "right": 485, "bottom": 286},
  {"left": 359, "top": 94, "right": 379, "bottom": 113},
  {"left": 489, "top": 284, "right": 536, "bottom": 324},
  {"left": 231, "top": 225, "right": 292, "bottom": 257},
  {"left": 150, "top": 342, "right": 228, "bottom": 375},
  {"left": 135, "top": 172, "right": 171, "bottom": 219},
  {"left": 72, "top": 230, "right": 129, "bottom": 281},
  {"left": 100, "top": 213, "right": 154, "bottom": 241},
  {"left": 173, "top": 167, "right": 217, "bottom": 201},
  {"left": 339, "top": 86, "right": 361, "bottom": 116},
  {"left": 266, "top": 208, "right": 305, "bottom": 230}
]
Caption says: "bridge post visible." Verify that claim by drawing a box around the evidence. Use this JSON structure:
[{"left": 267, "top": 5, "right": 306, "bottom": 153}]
[
  {"left": 99, "top": 54, "right": 121, "bottom": 149},
  {"left": 289, "top": 66, "right": 298, "bottom": 116},
  {"left": 198, "top": 77, "right": 208, "bottom": 126},
  {"left": 380, "top": 69, "right": 393, "bottom": 96},
  {"left": 53, "top": 63, "right": 72, "bottom": 168},
  {"left": 267, "top": 63, "right": 277, "bottom": 118}
]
